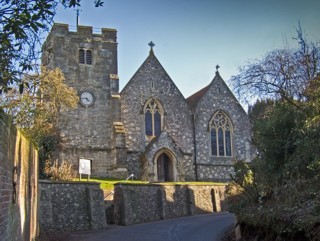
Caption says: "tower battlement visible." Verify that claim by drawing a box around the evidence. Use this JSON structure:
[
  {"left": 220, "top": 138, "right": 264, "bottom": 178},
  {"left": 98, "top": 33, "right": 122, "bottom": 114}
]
[{"left": 51, "top": 23, "right": 117, "bottom": 42}]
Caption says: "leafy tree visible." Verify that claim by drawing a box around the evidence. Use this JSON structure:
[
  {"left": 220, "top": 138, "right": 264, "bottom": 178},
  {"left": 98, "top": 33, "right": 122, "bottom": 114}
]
[
  {"left": 1, "top": 67, "right": 78, "bottom": 140},
  {"left": 0, "top": 0, "right": 104, "bottom": 94},
  {"left": 0, "top": 67, "right": 79, "bottom": 177}
]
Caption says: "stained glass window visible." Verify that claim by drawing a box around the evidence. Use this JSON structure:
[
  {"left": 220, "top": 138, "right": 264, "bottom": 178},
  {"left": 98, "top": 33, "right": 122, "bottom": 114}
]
[
  {"left": 211, "top": 129, "right": 217, "bottom": 156},
  {"left": 218, "top": 128, "right": 224, "bottom": 156},
  {"left": 145, "top": 110, "right": 152, "bottom": 136},
  {"left": 154, "top": 111, "right": 161, "bottom": 136},
  {"left": 210, "top": 111, "right": 233, "bottom": 157},
  {"left": 225, "top": 130, "right": 231, "bottom": 156},
  {"left": 144, "top": 98, "right": 163, "bottom": 139}
]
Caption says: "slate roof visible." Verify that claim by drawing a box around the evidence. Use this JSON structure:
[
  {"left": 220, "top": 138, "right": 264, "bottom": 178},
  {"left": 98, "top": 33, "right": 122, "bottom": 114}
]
[{"left": 186, "top": 85, "right": 210, "bottom": 112}]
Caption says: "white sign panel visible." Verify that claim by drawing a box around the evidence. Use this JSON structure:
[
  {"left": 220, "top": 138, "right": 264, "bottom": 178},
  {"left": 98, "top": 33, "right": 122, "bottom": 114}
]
[{"left": 79, "top": 158, "right": 91, "bottom": 175}]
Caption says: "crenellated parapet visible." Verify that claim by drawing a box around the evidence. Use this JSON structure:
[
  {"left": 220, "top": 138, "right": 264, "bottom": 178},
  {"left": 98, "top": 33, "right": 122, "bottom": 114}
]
[{"left": 49, "top": 23, "right": 117, "bottom": 43}]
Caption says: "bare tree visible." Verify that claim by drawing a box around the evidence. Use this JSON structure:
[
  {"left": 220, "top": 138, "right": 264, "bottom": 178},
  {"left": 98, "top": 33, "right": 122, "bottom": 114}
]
[{"left": 231, "top": 25, "right": 320, "bottom": 108}]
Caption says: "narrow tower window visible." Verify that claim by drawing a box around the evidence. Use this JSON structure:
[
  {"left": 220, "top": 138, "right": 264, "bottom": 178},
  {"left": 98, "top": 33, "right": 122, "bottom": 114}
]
[
  {"left": 86, "top": 50, "right": 92, "bottom": 65},
  {"left": 210, "top": 111, "right": 233, "bottom": 157},
  {"left": 79, "top": 49, "right": 93, "bottom": 65},
  {"left": 79, "top": 49, "right": 85, "bottom": 64}
]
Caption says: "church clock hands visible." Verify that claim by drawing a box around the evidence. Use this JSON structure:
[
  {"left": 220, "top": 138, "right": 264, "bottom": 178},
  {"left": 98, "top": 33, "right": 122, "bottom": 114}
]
[{"left": 80, "top": 91, "right": 95, "bottom": 106}]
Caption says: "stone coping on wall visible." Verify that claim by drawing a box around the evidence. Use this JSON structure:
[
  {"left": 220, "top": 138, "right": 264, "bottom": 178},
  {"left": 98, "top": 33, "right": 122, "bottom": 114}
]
[
  {"left": 39, "top": 179, "right": 101, "bottom": 185},
  {"left": 114, "top": 182, "right": 227, "bottom": 187},
  {"left": 39, "top": 180, "right": 228, "bottom": 187}
]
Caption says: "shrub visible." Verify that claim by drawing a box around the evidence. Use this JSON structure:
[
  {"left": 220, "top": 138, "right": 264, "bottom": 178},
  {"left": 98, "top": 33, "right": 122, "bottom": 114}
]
[{"left": 44, "top": 160, "right": 76, "bottom": 181}]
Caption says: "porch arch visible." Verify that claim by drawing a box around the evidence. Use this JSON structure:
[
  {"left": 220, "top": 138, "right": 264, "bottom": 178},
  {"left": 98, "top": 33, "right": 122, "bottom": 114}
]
[{"left": 153, "top": 149, "right": 178, "bottom": 182}]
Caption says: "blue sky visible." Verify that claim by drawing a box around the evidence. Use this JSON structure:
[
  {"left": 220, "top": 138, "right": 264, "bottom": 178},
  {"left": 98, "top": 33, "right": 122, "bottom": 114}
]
[{"left": 54, "top": 0, "right": 320, "bottom": 98}]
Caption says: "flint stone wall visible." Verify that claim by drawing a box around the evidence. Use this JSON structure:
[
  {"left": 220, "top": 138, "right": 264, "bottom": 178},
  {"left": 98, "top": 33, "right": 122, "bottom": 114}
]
[
  {"left": 114, "top": 183, "right": 226, "bottom": 225},
  {"left": 193, "top": 73, "right": 253, "bottom": 181},
  {"left": 39, "top": 180, "right": 106, "bottom": 234}
]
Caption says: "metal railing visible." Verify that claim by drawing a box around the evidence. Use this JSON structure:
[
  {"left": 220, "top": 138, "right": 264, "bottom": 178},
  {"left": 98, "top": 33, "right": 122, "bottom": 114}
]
[{"left": 104, "top": 174, "right": 134, "bottom": 199}]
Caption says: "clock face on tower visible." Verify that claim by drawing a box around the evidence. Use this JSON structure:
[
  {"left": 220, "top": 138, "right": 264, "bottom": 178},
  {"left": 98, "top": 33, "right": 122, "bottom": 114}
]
[{"left": 80, "top": 91, "right": 94, "bottom": 106}]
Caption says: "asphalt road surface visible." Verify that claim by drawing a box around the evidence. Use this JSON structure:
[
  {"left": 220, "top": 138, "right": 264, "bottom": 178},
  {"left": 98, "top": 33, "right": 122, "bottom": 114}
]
[{"left": 65, "top": 212, "right": 235, "bottom": 241}]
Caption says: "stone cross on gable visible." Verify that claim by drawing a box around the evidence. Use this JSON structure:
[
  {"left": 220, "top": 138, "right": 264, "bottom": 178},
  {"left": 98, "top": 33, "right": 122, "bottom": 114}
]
[
  {"left": 148, "top": 41, "right": 155, "bottom": 49},
  {"left": 148, "top": 41, "right": 155, "bottom": 54}
]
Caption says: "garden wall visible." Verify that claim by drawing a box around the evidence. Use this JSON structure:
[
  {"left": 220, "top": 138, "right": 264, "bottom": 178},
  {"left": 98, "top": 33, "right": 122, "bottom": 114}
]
[
  {"left": 114, "top": 183, "right": 226, "bottom": 225},
  {"left": 38, "top": 181, "right": 106, "bottom": 234},
  {"left": 0, "top": 111, "right": 38, "bottom": 241}
]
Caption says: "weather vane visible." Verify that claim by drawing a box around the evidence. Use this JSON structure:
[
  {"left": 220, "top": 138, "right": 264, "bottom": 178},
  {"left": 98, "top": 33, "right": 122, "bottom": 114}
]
[
  {"left": 75, "top": 7, "right": 82, "bottom": 28},
  {"left": 216, "top": 65, "right": 220, "bottom": 71}
]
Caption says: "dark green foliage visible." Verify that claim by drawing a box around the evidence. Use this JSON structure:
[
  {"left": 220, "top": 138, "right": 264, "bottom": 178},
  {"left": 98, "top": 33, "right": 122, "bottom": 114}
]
[
  {"left": 228, "top": 100, "right": 320, "bottom": 239},
  {"left": 228, "top": 28, "right": 320, "bottom": 240},
  {"left": 61, "top": 0, "right": 104, "bottom": 7},
  {"left": 254, "top": 103, "right": 301, "bottom": 181},
  {"left": 0, "top": 0, "right": 56, "bottom": 93},
  {"left": 38, "top": 134, "right": 60, "bottom": 179}
]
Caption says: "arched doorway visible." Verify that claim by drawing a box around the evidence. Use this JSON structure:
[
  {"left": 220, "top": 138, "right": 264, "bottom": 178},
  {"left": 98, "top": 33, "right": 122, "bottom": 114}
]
[{"left": 157, "top": 153, "right": 173, "bottom": 182}]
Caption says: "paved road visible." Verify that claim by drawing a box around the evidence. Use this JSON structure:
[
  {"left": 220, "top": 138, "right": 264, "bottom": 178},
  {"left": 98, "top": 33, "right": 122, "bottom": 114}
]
[{"left": 65, "top": 212, "right": 235, "bottom": 241}]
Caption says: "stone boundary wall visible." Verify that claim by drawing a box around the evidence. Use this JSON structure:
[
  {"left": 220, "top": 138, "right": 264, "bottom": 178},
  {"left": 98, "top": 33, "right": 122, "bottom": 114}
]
[
  {"left": 114, "top": 183, "right": 226, "bottom": 225},
  {"left": 39, "top": 181, "right": 106, "bottom": 234},
  {"left": 0, "top": 111, "right": 38, "bottom": 241}
]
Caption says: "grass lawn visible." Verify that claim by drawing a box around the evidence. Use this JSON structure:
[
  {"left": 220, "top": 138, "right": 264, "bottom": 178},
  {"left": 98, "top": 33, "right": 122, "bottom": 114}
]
[{"left": 77, "top": 177, "right": 226, "bottom": 192}]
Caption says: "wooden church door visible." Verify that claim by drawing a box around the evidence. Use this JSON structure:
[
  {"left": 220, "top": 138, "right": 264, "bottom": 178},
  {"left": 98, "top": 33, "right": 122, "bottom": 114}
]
[{"left": 157, "top": 153, "right": 173, "bottom": 182}]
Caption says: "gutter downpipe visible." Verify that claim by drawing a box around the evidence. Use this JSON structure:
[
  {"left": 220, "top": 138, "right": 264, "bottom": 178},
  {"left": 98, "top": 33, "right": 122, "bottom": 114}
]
[{"left": 193, "top": 114, "right": 198, "bottom": 181}]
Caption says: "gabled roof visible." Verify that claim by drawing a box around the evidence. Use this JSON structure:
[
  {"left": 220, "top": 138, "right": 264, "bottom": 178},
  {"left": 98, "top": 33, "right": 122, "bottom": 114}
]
[
  {"left": 186, "top": 71, "right": 222, "bottom": 112},
  {"left": 186, "top": 85, "right": 210, "bottom": 112},
  {"left": 121, "top": 50, "right": 186, "bottom": 102},
  {"left": 187, "top": 71, "right": 248, "bottom": 115}
]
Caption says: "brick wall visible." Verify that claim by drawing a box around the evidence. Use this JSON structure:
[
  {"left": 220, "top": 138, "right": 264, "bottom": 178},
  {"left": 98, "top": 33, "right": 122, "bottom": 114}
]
[
  {"left": 38, "top": 181, "right": 106, "bottom": 234},
  {"left": 114, "top": 183, "right": 226, "bottom": 225},
  {"left": 0, "top": 111, "right": 38, "bottom": 241}
]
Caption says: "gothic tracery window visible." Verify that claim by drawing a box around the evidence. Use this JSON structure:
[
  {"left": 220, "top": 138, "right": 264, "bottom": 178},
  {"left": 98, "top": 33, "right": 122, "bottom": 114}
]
[
  {"left": 144, "top": 98, "right": 163, "bottom": 139},
  {"left": 210, "top": 111, "right": 233, "bottom": 157}
]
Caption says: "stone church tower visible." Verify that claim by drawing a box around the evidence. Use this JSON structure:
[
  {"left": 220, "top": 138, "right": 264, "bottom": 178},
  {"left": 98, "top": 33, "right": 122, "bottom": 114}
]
[
  {"left": 42, "top": 24, "right": 126, "bottom": 177},
  {"left": 42, "top": 23, "right": 254, "bottom": 181}
]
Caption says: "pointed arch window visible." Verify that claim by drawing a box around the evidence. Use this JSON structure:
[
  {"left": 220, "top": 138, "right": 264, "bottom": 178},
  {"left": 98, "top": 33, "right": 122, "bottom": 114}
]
[
  {"left": 144, "top": 98, "right": 163, "bottom": 139},
  {"left": 210, "top": 111, "right": 233, "bottom": 157},
  {"left": 79, "top": 49, "right": 93, "bottom": 65}
]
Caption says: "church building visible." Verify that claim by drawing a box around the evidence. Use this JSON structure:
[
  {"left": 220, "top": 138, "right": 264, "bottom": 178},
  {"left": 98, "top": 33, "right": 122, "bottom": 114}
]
[{"left": 42, "top": 23, "right": 254, "bottom": 182}]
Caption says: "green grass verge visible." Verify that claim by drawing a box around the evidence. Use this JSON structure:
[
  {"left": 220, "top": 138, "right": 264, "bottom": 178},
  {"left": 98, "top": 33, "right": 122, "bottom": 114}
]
[
  {"left": 77, "top": 177, "right": 147, "bottom": 190},
  {"left": 76, "top": 177, "right": 226, "bottom": 191}
]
